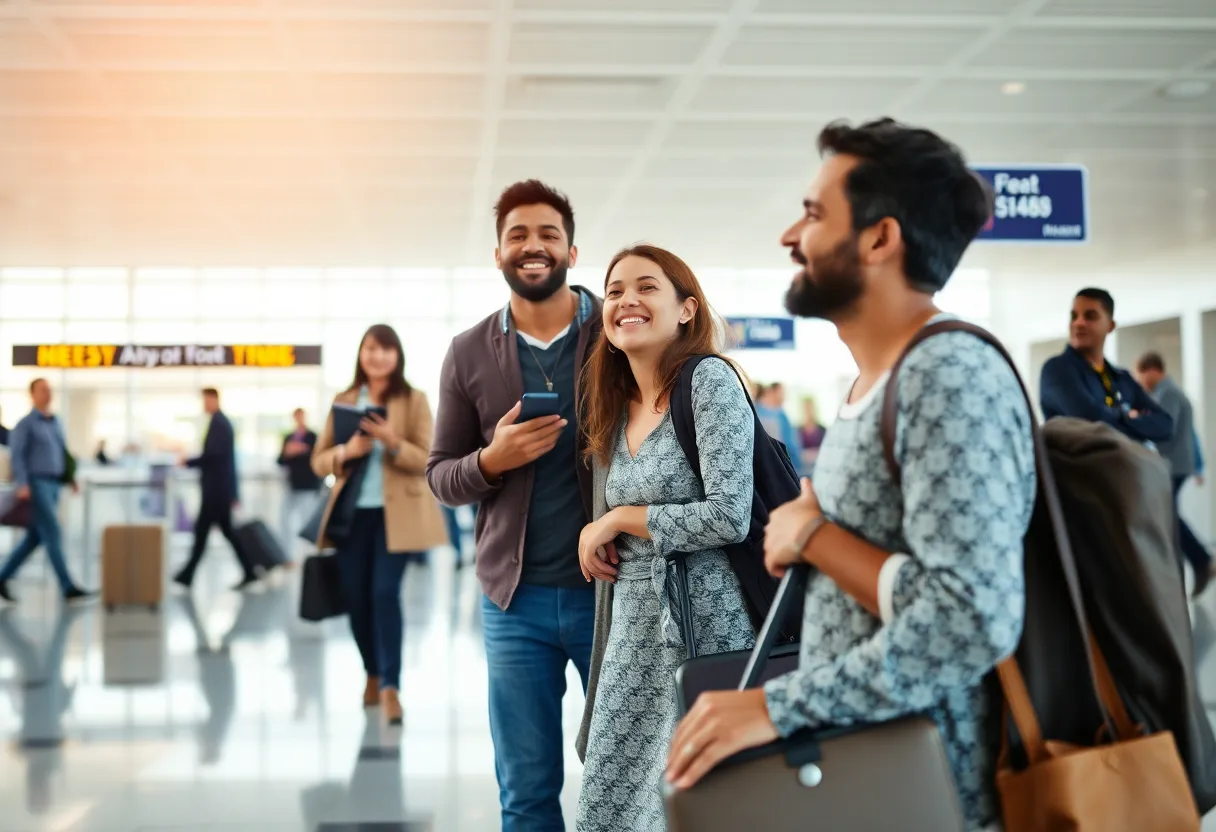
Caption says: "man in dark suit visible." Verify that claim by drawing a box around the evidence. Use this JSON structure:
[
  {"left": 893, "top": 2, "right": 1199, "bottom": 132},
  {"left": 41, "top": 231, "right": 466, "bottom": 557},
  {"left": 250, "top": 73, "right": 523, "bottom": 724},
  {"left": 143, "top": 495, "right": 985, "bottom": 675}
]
[{"left": 175, "top": 388, "right": 256, "bottom": 591}]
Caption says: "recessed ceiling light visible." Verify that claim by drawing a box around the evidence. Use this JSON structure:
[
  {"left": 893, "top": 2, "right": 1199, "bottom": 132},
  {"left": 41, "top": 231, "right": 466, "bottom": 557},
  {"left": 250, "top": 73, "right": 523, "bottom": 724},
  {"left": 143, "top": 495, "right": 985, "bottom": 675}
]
[
  {"left": 1001, "top": 81, "right": 1026, "bottom": 96},
  {"left": 1162, "top": 79, "right": 1211, "bottom": 99}
]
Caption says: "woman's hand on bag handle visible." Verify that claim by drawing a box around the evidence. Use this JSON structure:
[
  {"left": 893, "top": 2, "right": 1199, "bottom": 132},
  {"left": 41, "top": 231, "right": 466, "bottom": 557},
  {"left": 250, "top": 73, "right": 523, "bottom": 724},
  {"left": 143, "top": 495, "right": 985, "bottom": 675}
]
[
  {"left": 578, "top": 517, "right": 620, "bottom": 583},
  {"left": 666, "top": 688, "right": 779, "bottom": 790}
]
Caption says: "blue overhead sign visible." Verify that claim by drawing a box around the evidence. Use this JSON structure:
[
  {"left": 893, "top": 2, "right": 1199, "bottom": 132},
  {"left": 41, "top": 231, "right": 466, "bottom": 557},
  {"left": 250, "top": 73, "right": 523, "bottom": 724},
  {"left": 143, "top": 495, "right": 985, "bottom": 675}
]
[
  {"left": 972, "top": 165, "right": 1088, "bottom": 243},
  {"left": 727, "top": 317, "right": 795, "bottom": 350}
]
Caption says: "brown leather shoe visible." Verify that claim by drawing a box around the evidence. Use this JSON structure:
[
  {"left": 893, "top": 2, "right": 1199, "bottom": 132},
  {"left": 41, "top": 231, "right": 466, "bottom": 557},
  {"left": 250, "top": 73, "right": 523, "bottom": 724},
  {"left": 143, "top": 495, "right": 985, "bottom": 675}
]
[
  {"left": 363, "top": 676, "right": 380, "bottom": 707},
  {"left": 381, "top": 687, "right": 403, "bottom": 725}
]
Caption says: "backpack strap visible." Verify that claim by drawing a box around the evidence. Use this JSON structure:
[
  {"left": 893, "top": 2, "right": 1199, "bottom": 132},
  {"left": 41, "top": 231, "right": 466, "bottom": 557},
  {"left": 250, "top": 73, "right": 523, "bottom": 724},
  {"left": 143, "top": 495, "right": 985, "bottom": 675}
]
[
  {"left": 876, "top": 318, "right": 1122, "bottom": 743},
  {"left": 670, "top": 355, "right": 709, "bottom": 485},
  {"left": 670, "top": 354, "right": 759, "bottom": 487}
]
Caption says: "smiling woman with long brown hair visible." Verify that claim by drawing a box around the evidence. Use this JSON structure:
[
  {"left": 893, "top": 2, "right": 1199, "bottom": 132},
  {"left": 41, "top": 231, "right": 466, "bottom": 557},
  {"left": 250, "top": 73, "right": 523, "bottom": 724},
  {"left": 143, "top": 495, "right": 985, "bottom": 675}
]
[{"left": 574, "top": 244, "right": 756, "bottom": 831}]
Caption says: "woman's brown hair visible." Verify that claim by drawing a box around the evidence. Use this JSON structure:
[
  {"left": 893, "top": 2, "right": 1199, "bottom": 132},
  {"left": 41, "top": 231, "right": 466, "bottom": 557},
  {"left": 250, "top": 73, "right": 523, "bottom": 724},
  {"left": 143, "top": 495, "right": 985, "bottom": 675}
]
[
  {"left": 581, "top": 244, "right": 729, "bottom": 465},
  {"left": 347, "top": 323, "right": 413, "bottom": 400}
]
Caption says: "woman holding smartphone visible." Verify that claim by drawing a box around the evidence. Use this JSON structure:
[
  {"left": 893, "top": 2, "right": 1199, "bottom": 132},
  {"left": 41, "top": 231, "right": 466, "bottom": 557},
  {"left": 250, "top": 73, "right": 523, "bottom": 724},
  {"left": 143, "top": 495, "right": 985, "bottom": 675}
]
[
  {"left": 575, "top": 245, "right": 756, "bottom": 830},
  {"left": 311, "top": 323, "right": 446, "bottom": 724}
]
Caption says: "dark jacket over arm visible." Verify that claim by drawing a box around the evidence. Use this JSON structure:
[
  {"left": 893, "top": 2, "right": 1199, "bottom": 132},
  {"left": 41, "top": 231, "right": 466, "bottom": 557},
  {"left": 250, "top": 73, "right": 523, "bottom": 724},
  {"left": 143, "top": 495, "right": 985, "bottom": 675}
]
[{"left": 1039, "top": 348, "right": 1173, "bottom": 444}]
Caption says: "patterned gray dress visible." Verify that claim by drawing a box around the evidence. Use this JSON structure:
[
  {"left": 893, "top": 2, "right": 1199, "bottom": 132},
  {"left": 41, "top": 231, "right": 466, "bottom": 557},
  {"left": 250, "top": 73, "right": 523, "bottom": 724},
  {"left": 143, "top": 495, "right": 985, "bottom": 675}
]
[{"left": 577, "top": 359, "right": 756, "bottom": 832}]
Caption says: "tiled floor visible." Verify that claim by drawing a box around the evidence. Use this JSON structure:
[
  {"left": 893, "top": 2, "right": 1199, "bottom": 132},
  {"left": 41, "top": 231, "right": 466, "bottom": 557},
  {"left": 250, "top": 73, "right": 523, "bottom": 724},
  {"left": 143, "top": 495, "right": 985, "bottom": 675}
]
[
  {"left": 0, "top": 544, "right": 586, "bottom": 832},
  {"left": 3, "top": 538, "right": 1216, "bottom": 831}
]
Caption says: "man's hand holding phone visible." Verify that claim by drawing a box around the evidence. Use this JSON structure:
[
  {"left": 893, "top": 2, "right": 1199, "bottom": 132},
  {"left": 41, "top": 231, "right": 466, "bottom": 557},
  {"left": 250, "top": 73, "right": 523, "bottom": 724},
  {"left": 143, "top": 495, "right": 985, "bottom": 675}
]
[{"left": 479, "top": 401, "right": 567, "bottom": 481}]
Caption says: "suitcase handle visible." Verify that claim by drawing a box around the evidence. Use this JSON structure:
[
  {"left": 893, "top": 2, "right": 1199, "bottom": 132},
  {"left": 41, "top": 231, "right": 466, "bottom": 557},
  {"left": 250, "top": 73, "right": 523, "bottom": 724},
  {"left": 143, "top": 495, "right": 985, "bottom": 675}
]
[{"left": 738, "top": 564, "right": 808, "bottom": 690}]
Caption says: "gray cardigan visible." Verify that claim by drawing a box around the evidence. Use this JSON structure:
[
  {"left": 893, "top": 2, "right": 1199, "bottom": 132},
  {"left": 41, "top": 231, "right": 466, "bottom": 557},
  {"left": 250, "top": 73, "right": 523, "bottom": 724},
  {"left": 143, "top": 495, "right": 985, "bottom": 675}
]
[{"left": 576, "top": 454, "right": 614, "bottom": 761}]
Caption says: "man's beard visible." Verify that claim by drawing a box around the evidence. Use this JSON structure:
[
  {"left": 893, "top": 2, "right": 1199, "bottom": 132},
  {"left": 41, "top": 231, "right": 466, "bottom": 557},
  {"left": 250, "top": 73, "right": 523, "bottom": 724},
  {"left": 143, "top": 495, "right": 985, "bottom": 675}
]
[
  {"left": 783, "top": 236, "right": 865, "bottom": 320},
  {"left": 502, "top": 256, "right": 570, "bottom": 303}
]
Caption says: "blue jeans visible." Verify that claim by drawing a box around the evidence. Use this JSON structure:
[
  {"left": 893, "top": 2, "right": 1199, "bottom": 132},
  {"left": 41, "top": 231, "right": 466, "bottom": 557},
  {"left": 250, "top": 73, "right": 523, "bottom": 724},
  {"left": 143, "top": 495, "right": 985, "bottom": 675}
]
[
  {"left": 0, "top": 477, "right": 76, "bottom": 592},
  {"left": 1173, "top": 476, "right": 1212, "bottom": 575},
  {"left": 481, "top": 583, "right": 595, "bottom": 832},
  {"left": 334, "top": 508, "right": 411, "bottom": 689}
]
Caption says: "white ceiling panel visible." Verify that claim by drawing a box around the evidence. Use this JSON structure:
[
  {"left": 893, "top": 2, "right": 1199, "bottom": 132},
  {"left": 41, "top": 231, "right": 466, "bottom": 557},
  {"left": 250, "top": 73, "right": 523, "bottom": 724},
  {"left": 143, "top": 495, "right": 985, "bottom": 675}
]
[
  {"left": 642, "top": 152, "right": 803, "bottom": 181},
  {"left": 502, "top": 74, "right": 674, "bottom": 113},
  {"left": 723, "top": 26, "right": 983, "bottom": 68},
  {"left": 1113, "top": 85, "right": 1216, "bottom": 116},
  {"left": 496, "top": 118, "right": 653, "bottom": 151},
  {"left": 63, "top": 19, "right": 277, "bottom": 68},
  {"left": 283, "top": 21, "right": 490, "bottom": 66},
  {"left": 0, "top": 0, "right": 1210, "bottom": 268},
  {"left": 107, "top": 71, "right": 309, "bottom": 112},
  {"left": 491, "top": 154, "right": 629, "bottom": 185},
  {"left": 0, "top": 21, "right": 58, "bottom": 65},
  {"left": 664, "top": 120, "right": 826, "bottom": 151},
  {"left": 1052, "top": 123, "right": 1216, "bottom": 153},
  {"left": 509, "top": 24, "right": 712, "bottom": 66},
  {"left": 0, "top": 117, "right": 131, "bottom": 149},
  {"left": 1041, "top": 0, "right": 1216, "bottom": 17},
  {"left": 0, "top": 71, "right": 93, "bottom": 110},
  {"left": 309, "top": 73, "right": 485, "bottom": 114},
  {"left": 914, "top": 78, "right": 1156, "bottom": 115},
  {"left": 516, "top": 0, "right": 733, "bottom": 10},
  {"left": 325, "top": 118, "right": 483, "bottom": 153},
  {"left": 755, "top": 0, "right": 1013, "bottom": 13},
  {"left": 972, "top": 29, "right": 1216, "bottom": 72},
  {"left": 691, "top": 77, "right": 916, "bottom": 115}
]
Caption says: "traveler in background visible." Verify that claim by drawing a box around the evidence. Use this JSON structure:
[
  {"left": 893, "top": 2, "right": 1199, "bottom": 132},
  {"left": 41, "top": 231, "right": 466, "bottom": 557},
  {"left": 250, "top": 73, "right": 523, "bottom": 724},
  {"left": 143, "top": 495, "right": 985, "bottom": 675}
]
[
  {"left": 278, "top": 407, "right": 321, "bottom": 559},
  {"left": 426, "top": 180, "right": 599, "bottom": 832},
  {"left": 174, "top": 388, "right": 257, "bottom": 592},
  {"left": 1039, "top": 288, "right": 1173, "bottom": 445},
  {"left": 667, "top": 118, "right": 1034, "bottom": 832},
  {"left": 0, "top": 406, "right": 9, "bottom": 446},
  {"left": 799, "top": 395, "right": 826, "bottom": 473},
  {"left": 576, "top": 244, "right": 756, "bottom": 830},
  {"left": 441, "top": 503, "right": 477, "bottom": 568},
  {"left": 312, "top": 324, "right": 446, "bottom": 726},
  {"left": 1198, "top": 428, "right": 1206, "bottom": 486},
  {"left": 0, "top": 378, "right": 93, "bottom": 604},
  {"left": 755, "top": 381, "right": 802, "bottom": 474},
  {"left": 94, "top": 439, "right": 110, "bottom": 466},
  {"left": 1136, "top": 352, "right": 1214, "bottom": 596}
]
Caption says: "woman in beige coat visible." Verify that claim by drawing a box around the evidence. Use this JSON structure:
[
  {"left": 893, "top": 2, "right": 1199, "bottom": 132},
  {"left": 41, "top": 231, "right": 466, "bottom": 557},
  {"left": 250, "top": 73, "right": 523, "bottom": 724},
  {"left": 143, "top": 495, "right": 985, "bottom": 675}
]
[{"left": 312, "top": 324, "right": 446, "bottom": 724}]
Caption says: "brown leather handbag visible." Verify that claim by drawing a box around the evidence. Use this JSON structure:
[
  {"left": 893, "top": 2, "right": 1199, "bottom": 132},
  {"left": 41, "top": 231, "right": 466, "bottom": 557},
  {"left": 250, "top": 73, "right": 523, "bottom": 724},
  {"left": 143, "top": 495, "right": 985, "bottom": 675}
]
[{"left": 996, "top": 650, "right": 1199, "bottom": 831}]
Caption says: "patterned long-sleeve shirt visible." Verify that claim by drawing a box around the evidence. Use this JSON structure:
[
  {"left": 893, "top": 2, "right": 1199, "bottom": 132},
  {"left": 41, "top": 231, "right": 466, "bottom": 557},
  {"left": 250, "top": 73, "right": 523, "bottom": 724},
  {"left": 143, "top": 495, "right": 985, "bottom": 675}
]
[
  {"left": 645, "top": 358, "right": 754, "bottom": 555},
  {"left": 763, "top": 328, "right": 1036, "bottom": 831}
]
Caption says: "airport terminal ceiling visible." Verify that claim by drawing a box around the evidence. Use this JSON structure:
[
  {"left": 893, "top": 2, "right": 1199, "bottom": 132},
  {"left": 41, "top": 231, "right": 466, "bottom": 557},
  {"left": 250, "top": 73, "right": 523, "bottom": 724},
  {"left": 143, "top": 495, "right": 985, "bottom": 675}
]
[{"left": 0, "top": 0, "right": 1211, "bottom": 272}]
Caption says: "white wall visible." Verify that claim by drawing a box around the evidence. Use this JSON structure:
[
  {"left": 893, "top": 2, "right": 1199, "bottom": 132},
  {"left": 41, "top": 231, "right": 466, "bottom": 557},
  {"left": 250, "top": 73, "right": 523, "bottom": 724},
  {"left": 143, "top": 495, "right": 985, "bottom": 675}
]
[{"left": 988, "top": 243, "right": 1216, "bottom": 545}]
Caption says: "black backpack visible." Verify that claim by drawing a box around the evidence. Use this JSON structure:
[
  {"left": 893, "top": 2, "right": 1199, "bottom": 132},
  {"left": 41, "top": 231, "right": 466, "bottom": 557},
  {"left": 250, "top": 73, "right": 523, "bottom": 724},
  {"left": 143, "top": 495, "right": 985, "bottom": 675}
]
[{"left": 668, "top": 354, "right": 804, "bottom": 654}]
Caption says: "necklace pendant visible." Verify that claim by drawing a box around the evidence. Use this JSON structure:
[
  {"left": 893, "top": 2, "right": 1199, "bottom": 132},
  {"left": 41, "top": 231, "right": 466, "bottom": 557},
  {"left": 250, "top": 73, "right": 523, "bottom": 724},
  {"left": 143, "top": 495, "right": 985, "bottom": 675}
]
[{"left": 546, "top": 381, "right": 553, "bottom": 392}]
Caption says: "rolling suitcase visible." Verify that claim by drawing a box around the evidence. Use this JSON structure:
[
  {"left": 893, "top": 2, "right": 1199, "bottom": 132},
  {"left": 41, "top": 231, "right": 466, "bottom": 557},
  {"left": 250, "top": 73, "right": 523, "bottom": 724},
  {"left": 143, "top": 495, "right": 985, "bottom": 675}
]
[
  {"left": 101, "top": 524, "right": 164, "bottom": 611},
  {"left": 236, "top": 519, "right": 288, "bottom": 574}
]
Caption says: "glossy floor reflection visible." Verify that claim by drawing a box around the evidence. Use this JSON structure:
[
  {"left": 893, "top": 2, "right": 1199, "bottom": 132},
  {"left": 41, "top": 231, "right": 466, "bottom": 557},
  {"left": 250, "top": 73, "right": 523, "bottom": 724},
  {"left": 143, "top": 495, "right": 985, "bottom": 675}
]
[
  {"left": 0, "top": 544, "right": 586, "bottom": 832},
  {"left": 6, "top": 535, "right": 1216, "bottom": 831}
]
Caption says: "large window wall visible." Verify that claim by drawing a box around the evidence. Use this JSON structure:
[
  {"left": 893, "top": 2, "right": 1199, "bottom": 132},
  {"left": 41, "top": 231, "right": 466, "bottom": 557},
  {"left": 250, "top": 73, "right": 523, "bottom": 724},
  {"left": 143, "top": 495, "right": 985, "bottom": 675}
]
[{"left": 0, "top": 265, "right": 991, "bottom": 463}]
